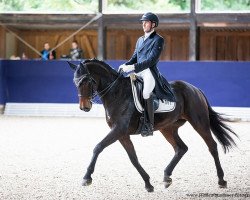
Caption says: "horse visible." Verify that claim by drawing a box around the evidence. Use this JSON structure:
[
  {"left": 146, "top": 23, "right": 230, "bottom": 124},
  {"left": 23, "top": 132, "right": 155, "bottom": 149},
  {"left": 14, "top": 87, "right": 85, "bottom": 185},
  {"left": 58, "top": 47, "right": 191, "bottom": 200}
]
[{"left": 68, "top": 59, "right": 237, "bottom": 192}]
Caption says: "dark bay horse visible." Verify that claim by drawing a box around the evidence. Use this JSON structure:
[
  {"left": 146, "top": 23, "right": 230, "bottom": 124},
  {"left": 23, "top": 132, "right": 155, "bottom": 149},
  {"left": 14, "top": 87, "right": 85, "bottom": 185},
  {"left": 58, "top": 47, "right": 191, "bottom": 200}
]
[{"left": 68, "top": 59, "right": 237, "bottom": 192}]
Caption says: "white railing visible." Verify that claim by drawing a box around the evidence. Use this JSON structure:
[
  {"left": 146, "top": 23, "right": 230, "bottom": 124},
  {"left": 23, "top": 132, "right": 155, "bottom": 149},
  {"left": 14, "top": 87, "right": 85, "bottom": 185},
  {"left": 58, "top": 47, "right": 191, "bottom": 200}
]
[{"left": 3, "top": 103, "right": 250, "bottom": 121}]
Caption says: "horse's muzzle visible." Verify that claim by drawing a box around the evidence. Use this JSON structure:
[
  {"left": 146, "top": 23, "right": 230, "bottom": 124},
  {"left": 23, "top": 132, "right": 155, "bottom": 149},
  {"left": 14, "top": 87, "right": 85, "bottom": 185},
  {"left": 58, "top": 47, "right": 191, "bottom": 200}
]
[
  {"left": 81, "top": 107, "right": 91, "bottom": 112},
  {"left": 79, "top": 97, "right": 92, "bottom": 112}
]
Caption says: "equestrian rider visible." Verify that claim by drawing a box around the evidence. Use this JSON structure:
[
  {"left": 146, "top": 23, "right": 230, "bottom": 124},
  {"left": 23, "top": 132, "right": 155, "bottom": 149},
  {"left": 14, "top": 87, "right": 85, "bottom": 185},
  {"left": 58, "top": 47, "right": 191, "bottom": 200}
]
[{"left": 119, "top": 12, "right": 167, "bottom": 137}]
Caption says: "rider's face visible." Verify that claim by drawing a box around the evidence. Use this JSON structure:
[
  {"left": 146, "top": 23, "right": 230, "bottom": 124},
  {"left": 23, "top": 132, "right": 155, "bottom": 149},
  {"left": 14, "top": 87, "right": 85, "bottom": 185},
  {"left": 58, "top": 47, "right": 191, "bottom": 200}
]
[{"left": 142, "top": 20, "right": 154, "bottom": 33}]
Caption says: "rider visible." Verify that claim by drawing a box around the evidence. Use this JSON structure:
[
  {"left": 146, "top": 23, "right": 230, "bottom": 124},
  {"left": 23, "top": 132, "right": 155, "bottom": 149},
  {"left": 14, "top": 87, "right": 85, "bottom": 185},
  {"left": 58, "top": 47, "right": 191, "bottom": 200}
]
[{"left": 119, "top": 12, "right": 174, "bottom": 137}]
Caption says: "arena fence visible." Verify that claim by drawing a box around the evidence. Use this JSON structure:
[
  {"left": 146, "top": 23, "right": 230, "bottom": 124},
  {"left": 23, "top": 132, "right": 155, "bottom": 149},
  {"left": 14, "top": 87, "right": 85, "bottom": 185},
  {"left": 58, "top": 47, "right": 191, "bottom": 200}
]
[
  {"left": 0, "top": 60, "right": 249, "bottom": 120},
  {"left": 2, "top": 103, "right": 250, "bottom": 122}
]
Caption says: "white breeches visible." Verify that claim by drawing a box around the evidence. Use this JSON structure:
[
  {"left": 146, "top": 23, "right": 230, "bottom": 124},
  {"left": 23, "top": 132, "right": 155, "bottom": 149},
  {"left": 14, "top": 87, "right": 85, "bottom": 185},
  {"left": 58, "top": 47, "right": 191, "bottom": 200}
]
[{"left": 136, "top": 68, "right": 155, "bottom": 99}]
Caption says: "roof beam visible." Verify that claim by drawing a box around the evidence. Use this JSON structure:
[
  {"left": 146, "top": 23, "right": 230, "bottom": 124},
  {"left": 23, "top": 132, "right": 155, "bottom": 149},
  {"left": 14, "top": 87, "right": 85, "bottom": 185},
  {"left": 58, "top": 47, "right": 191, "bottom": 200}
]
[{"left": 1, "top": 13, "right": 250, "bottom": 30}]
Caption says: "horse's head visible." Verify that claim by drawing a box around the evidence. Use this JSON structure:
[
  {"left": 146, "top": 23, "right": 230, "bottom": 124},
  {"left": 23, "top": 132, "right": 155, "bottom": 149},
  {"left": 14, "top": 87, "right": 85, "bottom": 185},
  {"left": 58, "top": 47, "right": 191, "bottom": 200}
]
[
  {"left": 68, "top": 61, "right": 96, "bottom": 112},
  {"left": 68, "top": 59, "right": 120, "bottom": 112}
]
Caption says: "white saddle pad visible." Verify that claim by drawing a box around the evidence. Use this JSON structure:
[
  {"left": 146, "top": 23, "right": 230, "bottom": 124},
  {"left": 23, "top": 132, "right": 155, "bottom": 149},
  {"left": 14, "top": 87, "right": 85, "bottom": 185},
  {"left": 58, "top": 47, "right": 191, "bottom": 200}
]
[{"left": 130, "top": 75, "right": 176, "bottom": 113}]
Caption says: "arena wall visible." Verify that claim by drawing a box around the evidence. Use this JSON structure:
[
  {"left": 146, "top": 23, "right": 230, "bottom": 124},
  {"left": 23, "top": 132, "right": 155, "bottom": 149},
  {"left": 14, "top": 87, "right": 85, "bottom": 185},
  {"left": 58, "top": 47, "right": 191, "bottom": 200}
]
[{"left": 0, "top": 60, "right": 249, "bottom": 107}]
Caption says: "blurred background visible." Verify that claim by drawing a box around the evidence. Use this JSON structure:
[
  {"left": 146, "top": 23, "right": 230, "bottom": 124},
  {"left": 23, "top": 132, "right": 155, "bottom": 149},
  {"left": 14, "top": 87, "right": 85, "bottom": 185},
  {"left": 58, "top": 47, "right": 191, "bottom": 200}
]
[{"left": 0, "top": 0, "right": 250, "bottom": 119}]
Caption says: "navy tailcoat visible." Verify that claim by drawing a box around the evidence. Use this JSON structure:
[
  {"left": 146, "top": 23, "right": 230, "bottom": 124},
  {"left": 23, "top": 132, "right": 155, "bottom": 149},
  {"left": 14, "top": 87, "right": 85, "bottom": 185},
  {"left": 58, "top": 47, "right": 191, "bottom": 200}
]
[{"left": 125, "top": 31, "right": 175, "bottom": 101}]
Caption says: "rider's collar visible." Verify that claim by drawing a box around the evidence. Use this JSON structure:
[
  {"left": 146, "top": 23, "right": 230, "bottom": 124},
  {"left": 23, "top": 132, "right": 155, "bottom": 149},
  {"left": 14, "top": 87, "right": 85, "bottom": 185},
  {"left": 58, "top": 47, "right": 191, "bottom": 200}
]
[{"left": 144, "top": 29, "right": 155, "bottom": 40}]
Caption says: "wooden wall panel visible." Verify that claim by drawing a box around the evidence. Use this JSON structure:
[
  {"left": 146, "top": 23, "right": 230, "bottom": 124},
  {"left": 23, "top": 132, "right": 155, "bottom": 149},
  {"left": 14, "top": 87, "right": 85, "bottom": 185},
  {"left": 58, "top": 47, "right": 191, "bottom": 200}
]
[
  {"left": 14, "top": 28, "right": 250, "bottom": 61},
  {"left": 16, "top": 28, "right": 190, "bottom": 61},
  {"left": 0, "top": 27, "right": 6, "bottom": 58},
  {"left": 117, "top": 30, "right": 141, "bottom": 60},
  {"left": 106, "top": 30, "right": 126, "bottom": 59},
  {"left": 237, "top": 36, "right": 250, "bottom": 61},
  {"left": 200, "top": 35, "right": 216, "bottom": 60},
  {"left": 216, "top": 36, "right": 226, "bottom": 60},
  {"left": 226, "top": 36, "right": 236, "bottom": 60},
  {"left": 17, "top": 30, "right": 97, "bottom": 59},
  {"left": 163, "top": 30, "right": 189, "bottom": 60},
  {"left": 162, "top": 35, "right": 171, "bottom": 60},
  {"left": 200, "top": 30, "right": 250, "bottom": 61}
]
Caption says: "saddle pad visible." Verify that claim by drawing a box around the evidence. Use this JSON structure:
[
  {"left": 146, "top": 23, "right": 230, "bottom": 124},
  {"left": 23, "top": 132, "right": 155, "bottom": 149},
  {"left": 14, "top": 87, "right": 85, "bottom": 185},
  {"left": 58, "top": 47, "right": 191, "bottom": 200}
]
[{"left": 130, "top": 75, "right": 176, "bottom": 113}]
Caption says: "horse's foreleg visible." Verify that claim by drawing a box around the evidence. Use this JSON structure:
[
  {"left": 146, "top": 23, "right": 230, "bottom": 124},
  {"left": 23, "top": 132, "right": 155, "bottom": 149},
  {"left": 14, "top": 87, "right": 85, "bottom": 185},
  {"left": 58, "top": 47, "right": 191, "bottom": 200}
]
[
  {"left": 160, "top": 127, "right": 188, "bottom": 188},
  {"left": 82, "top": 128, "right": 122, "bottom": 186},
  {"left": 119, "top": 135, "right": 154, "bottom": 192}
]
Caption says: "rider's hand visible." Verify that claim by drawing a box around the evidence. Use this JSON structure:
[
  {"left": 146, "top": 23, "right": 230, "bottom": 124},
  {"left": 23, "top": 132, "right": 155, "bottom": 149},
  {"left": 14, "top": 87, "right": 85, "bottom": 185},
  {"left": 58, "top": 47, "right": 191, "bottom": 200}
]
[
  {"left": 119, "top": 64, "right": 135, "bottom": 73},
  {"left": 118, "top": 64, "right": 126, "bottom": 72}
]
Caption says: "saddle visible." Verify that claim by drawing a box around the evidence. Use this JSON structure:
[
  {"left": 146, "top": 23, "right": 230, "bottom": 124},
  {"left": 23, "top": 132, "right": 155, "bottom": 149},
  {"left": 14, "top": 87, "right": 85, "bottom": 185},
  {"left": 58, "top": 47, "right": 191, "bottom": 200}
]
[{"left": 130, "top": 74, "right": 176, "bottom": 113}]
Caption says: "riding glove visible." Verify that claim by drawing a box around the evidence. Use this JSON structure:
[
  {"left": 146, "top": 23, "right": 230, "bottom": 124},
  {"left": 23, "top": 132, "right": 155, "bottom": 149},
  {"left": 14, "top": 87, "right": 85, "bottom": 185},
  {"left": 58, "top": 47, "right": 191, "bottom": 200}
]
[{"left": 119, "top": 64, "right": 135, "bottom": 73}]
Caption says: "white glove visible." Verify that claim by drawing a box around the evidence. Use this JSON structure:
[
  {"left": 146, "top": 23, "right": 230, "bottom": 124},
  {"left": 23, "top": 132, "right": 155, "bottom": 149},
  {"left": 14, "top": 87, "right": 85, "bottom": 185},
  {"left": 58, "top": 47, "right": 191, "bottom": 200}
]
[
  {"left": 119, "top": 64, "right": 135, "bottom": 73},
  {"left": 118, "top": 64, "right": 126, "bottom": 72}
]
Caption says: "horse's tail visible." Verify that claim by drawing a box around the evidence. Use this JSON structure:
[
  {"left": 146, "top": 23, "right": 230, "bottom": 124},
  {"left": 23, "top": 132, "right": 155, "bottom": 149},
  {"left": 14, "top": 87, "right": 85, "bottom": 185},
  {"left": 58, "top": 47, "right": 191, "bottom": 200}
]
[{"left": 199, "top": 90, "right": 238, "bottom": 153}]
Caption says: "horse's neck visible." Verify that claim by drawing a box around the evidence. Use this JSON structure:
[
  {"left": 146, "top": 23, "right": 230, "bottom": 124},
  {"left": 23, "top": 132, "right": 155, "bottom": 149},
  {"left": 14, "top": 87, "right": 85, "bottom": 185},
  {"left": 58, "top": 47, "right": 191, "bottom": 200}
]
[
  {"left": 100, "top": 77, "right": 130, "bottom": 113},
  {"left": 97, "top": 75, "right": 117, "bottom": 96},
  {"left": 90, "top": 61, "right": 121, "bottom": 103}
]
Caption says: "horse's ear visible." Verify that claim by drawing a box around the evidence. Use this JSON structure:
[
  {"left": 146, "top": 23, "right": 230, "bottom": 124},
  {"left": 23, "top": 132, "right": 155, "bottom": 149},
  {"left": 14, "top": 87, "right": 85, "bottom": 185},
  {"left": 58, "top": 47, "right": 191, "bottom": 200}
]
[
  {"left": 80, "top": 62, "right": 90, "bottom": 74},
  {"left": 67, "top": 61, "right": 77, "bottom": 71},
  {"left": 80, "top": 62, "right": 85, "bottom": 68}
]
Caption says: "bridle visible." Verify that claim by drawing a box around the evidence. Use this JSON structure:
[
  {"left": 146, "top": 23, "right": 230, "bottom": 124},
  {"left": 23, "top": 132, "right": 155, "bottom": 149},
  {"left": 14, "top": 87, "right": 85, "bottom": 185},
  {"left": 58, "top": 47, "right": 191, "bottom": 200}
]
[
  {"left": 74, "top": 64, "right": 123, "bottom": 101},
  {"left": 75, "top": 75, "right": 95, "bottom": 98}
]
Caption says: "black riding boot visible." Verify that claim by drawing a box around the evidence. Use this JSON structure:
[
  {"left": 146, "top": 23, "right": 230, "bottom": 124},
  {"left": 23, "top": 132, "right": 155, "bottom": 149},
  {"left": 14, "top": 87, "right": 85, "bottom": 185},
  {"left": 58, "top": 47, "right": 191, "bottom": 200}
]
[{"left": 140, "top": 95, "right": 154, "bottom": 137}]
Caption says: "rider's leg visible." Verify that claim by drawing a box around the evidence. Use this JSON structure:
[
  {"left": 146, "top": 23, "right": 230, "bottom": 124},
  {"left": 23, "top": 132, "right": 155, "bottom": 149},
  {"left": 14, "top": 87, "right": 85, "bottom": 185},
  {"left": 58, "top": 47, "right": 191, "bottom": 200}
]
[
  {"left": 137, "top": 69, "right": 155, "bottom": 136},
  {"left": 140, "top": 69, "right": 155, "bottom": 100},
  {"left": 143, "top": 95, "right": 154, "bottom": 136}
]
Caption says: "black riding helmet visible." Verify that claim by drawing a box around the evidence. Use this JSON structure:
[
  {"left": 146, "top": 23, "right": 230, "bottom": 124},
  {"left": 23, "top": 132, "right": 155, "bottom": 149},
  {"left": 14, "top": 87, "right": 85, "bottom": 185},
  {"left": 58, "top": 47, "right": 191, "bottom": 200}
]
[{"left": 140, "top": 12, "right": 159, "bottom": 27}]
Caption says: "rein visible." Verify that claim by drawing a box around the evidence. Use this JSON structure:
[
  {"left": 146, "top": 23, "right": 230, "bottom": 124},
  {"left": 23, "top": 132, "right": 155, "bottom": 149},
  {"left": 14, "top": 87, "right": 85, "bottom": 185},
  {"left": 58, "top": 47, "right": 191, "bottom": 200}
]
[
  {"left": 75, "top": 69, "right": 124, "bottom": 101},
  {"left": 92, "top": 71, "right": 124, "bottom": 100}
]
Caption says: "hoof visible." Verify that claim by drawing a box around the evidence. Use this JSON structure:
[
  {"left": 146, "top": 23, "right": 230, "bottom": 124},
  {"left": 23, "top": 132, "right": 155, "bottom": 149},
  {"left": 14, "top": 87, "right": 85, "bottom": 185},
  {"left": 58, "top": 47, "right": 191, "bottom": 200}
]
[
  {"left": 219, "top": 180, "right": 227, "bottom": 188},
  {"left": 145, "top": 185, "right": 154, "bottom": 193},
  {"left": 82, "top": 178, "right": 92, "bottom": 186},
  {"left": 145, "top": 182, "right": 154, "bottom": 193},
  {"left": 163, "top": 177, "right": 172, "bottom": 188}
]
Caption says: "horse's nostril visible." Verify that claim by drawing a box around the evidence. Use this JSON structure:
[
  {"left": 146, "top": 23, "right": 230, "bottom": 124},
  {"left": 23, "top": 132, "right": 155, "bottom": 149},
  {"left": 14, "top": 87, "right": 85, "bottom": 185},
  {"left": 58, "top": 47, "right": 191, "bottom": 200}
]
[
  {"left": 83, "top": 108, "right": 90, "bottom": 112},
  {"left": 80, "top": 106, "right": 90, "bottom": 112}
]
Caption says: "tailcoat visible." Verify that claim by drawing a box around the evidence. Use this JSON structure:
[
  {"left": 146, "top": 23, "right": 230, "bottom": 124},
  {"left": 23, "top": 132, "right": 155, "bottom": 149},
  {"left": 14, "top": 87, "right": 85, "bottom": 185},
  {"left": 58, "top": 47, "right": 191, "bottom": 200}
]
[{"left": 125, "top": 31, "right": 175, "bottom": 101}]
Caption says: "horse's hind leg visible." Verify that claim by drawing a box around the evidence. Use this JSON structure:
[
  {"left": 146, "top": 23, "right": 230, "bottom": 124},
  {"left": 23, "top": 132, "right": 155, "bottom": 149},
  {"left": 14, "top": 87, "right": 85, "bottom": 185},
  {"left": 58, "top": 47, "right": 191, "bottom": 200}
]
[
  {"left": 188, "top": 117, "right": 227, "bottom": 188},
  {"left": 119, "top": 135, "right": 154, "bottom": 192},
  {"left": 160, "top": 125, "right": 188, "bottom": 188}
]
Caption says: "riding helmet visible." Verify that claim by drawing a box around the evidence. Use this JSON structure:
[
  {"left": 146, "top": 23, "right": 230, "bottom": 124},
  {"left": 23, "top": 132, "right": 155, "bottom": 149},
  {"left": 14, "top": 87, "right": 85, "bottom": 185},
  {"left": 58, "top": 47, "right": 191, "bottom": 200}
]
[{"left": 140, "top": 12, "right": 159, "bottom": 27}]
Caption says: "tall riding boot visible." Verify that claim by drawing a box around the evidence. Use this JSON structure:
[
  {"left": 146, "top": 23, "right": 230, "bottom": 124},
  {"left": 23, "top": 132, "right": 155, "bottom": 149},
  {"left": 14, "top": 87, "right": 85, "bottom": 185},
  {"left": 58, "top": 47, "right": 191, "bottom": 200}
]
[{"left": 140, "top": 95, "right": 154, "bottom": 137}]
